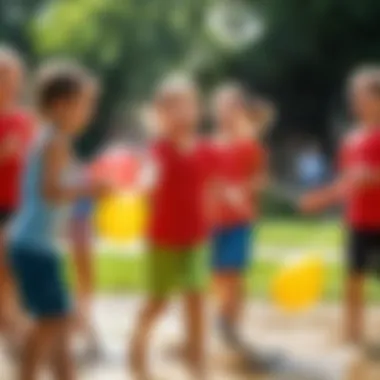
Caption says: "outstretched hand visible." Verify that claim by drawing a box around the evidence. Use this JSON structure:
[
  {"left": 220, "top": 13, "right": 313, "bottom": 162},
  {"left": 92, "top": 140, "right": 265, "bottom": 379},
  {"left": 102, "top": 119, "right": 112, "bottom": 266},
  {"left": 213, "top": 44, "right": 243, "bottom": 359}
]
[
  {"left": 298, "top": 192, "right": 326, "bottom": 214},
  {"left": 298, "top": 182, "right": 342, "bottom": 214}
]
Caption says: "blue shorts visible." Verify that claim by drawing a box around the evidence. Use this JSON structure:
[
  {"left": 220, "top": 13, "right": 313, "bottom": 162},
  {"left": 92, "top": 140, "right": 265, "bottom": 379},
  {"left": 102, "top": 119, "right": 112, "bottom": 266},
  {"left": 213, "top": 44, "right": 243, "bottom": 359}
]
[
  {"left": 8, "top": 243, "right": 70, "bottom": 318},
  {"left": 211, "top": 223, "right": 254, "bottom": 272},
  {"left": 72, "top": 198, "right": 93, "bottom": 220}
]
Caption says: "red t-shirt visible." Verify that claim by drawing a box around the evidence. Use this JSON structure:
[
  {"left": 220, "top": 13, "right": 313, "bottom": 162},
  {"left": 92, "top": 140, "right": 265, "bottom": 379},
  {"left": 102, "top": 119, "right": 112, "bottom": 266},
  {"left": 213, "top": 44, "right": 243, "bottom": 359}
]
[
  {"left": 0, "top": 110, "right": 34, "bottom": 209},
  {"left": 210, "top": 139, "right": 267, "bottom": 228},
  {"left": 147, "top": 139, "right": 214, "bottom": 247},
  {"left": 339, "top": 128, "right": 380, "bottom": 229}
]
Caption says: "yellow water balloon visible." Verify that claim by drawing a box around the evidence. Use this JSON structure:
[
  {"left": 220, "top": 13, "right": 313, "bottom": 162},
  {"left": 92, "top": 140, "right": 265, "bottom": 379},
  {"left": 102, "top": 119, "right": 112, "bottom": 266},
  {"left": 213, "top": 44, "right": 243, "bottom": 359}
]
[
  {"left": 272, "top": 254, "right": 324, "bottom": 313},
  {"left": 94, "top": 192, "right": 147, "bottom": 242}
]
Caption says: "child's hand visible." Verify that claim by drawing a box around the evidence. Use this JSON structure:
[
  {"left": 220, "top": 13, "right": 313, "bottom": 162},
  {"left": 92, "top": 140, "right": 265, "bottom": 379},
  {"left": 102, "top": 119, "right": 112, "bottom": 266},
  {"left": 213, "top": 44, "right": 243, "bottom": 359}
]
[
  {"left": 299, "top": 193, "right": 321, "bottom": 214},
  {"left": 348, "top": 165, "right": 374, "bottom": 188},
  {"left": 88, "top": 179, "right": 114, "bottom": 199}
]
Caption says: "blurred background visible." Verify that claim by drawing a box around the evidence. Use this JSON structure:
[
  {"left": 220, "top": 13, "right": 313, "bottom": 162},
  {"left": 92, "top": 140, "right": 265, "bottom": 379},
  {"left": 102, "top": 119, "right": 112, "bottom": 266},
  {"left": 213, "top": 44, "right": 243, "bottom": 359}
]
[
  {"left": 3, "top": 0, "right": 380, "bottom": 295},
  {"left": 3, "top": 0, "right": 369, "bottom": 181},
  {"left": 4, "top": 1, "right": 380, "bottom": 378}
]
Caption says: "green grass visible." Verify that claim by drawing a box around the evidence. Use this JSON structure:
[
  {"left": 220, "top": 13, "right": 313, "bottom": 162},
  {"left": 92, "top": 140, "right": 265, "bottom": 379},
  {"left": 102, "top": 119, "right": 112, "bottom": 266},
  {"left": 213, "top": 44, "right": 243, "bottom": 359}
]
[
  {"left": 257, "top": 218, "right": 343, "bottom": 248},
  {"left": 65, "top": 219, "right": 380, "bottom": 302}
]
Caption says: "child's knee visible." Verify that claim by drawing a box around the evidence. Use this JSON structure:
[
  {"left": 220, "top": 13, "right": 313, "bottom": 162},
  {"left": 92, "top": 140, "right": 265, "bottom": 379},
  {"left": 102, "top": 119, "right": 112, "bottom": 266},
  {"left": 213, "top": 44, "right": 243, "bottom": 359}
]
[
  {"left": 142, "top": 299, "right": 167, "bottom": 320},
  {"left": 37, "top": 317, "right": 71, "bottom": 336}
]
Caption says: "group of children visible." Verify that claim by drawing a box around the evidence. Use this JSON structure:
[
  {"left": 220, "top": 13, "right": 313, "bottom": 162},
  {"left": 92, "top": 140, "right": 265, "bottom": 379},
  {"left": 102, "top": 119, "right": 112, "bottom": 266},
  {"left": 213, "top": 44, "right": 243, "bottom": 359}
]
[
  {"left": 2, "top": 42, "right": 380, "bottom": 380},
  {"left": 130, "top": 79, "right": 272, "bottom": 379},
  {"left": 0, "top": 46, "right": 272, "bottom": 380}
]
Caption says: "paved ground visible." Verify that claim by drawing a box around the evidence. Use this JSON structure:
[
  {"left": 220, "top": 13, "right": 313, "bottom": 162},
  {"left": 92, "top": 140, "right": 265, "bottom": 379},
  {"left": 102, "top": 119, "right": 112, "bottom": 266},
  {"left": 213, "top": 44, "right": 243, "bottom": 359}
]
[{"left": 2, "top": 297, "right": 380, "bottom": 379}]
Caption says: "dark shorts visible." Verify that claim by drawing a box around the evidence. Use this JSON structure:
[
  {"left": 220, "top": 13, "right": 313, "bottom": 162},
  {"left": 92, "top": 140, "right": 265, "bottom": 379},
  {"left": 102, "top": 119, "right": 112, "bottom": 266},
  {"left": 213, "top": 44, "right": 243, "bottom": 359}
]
[
  {"left": 211, "top": 223, "right": 254, "bottom": 272},
  {"left": 347, "top": 228, "right": 380, "bottom": 275},
  {"left": 0, "top": 207, "right": 15, "bottom": 227},
  {"left": 8, "top": 243, "right": 70, "bottom": 318}
]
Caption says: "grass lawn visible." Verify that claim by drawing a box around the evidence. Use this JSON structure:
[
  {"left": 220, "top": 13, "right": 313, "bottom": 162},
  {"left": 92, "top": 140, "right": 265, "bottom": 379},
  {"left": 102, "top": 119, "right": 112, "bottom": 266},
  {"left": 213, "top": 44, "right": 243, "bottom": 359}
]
[{"left": 65, "top": 219, "right": 380, "bottom": 302}]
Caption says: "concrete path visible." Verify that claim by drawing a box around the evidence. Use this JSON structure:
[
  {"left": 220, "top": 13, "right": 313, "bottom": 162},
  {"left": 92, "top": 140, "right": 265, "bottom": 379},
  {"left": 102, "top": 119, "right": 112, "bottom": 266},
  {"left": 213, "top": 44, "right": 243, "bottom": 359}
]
[{"left": 2, "top": 298, "right": 380, "bottom": 379}]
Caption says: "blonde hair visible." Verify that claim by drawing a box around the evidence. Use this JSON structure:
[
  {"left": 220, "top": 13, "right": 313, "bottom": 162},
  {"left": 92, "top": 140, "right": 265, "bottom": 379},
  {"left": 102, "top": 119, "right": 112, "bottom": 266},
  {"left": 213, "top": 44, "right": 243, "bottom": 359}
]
[
  {"left": 348, "top": 65, "right": 380, "bottom": 96},
  {"left": 154, "top": 73, "right": 198, "bottom": 104},
  {"left": 139, "top": 74, "right": 199, "bottom": 138}
]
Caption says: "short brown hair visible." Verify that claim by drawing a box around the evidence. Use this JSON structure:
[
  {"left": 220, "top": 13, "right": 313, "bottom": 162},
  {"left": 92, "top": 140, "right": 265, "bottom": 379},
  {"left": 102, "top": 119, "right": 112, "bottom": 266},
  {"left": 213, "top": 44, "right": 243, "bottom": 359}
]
[{"left": 35, "top": 61, "right": 94, "bottom": 110}]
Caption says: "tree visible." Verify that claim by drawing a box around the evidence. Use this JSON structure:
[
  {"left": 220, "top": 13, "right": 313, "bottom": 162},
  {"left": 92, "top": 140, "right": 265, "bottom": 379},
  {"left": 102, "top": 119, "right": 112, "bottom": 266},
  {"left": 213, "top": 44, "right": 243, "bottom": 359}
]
[
  {"left": 218, "top": 0, "right": 380, "bottom": 146},
  {"left": 32, "top": 0, "right": 214, "bottom": 156}
]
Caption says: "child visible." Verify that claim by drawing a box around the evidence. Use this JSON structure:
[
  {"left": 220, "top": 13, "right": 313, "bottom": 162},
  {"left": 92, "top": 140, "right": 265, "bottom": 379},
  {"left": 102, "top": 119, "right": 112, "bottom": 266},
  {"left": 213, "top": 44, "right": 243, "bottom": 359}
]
[
  {"left": 300, "top": 66, "right": 380, "bottom": 345},
  {"left": 130, "top": 76, "right": 213, "bottom": 379},
  {"left": 209, "top": 84, "right": 271, "bottom": 348},
  {"left": 0, "top": 45, "right": 33, "bottom": 344},
  {"left": 70, "top": 193, "right": 101, "bottom": 361},
  {"left": 71, "top": 197, "right": 94, "bottom": 325},
  {"left": 7, "top": 61, "right": 109, "bottom": 380}
]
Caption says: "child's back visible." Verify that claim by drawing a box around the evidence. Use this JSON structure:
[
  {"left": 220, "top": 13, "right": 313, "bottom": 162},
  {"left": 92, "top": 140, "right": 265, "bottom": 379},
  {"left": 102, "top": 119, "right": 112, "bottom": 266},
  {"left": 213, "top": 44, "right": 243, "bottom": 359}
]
[{"left": 9, "top": 127, "right": 70, "bottom": 251}]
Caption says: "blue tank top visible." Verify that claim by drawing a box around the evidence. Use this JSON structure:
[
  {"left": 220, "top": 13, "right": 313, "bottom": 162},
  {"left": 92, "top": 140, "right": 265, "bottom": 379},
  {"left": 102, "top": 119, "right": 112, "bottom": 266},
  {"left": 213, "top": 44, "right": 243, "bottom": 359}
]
[{"left": 9, "top": 128, "right": 72, "bottom": 252}]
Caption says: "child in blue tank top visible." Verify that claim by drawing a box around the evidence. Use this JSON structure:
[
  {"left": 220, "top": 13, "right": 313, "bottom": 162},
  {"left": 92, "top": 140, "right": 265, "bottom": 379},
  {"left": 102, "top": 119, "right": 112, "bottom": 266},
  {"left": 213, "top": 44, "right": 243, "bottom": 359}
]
[{"left": 8, "top": 61, "right": 110, "bottom": 380}]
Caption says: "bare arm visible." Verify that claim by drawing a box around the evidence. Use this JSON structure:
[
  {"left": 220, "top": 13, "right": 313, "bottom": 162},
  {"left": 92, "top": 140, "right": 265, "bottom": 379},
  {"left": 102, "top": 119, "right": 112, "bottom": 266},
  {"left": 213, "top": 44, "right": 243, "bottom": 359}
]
[
  {"left": 299, "top": 177, "right": 345, "bottom": 213},
  {"left": 250, "top": 168, "right": 270, "bottom": 193},
  {"left": 249, "top": 145, "right": 270, "bottom": 193},
  {"left": 135, "top": 155, "right": 160, "bottom": 196},
  {"left": 346, "top": 166, "right": 380, "bottom": 188},
  {"left": 42, "top": 138, "right": 98, "bottom": 203}
]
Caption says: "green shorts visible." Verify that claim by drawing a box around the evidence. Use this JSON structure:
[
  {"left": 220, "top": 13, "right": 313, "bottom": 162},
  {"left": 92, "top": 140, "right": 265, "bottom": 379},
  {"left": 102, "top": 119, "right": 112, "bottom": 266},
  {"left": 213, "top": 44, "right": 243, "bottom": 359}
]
[{"left": 147, "top": 245, "right": 209, "bottom": 298}]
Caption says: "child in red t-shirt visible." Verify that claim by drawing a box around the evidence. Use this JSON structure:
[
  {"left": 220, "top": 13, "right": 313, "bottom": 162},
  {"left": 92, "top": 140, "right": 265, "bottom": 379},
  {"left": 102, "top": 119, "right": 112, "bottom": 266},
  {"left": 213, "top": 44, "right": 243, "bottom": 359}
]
[
  {"left": 300, "top": 66, "right": 380, "bottom": 345},
  {"left": 130, "top": 77, "right": 213, "bottom": 379},
  {"left": 0, "top": 46, "right": 33, "bottom": 346},
  {"left": 209, "top": 84, "right": 271, "bottom": 348}
]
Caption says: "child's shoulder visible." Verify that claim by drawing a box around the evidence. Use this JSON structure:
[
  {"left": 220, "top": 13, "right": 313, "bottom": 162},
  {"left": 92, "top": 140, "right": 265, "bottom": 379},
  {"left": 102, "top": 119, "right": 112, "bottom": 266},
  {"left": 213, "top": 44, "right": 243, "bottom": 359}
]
[
  {"left": 11, "top": 107, "right": 35, "bottom": 125},
  {"left": 41, "top": 128, "right": 70, "bottom": 157},
  {"left": 237, "top": 137, "right": 266, "bottom": 159},
  {"left": 341, "top": 127, "right": 371, "bottom": 150}
]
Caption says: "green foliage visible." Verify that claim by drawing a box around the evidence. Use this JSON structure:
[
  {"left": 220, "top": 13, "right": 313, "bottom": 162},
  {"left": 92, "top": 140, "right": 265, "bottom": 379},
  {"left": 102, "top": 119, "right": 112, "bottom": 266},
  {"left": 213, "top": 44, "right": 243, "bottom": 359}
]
[
  {"left": 31, "top": 0, "right": 216, "bottom": 155},
  {"left": 4, "top": 0, "right": 380, "bottom": 155}
]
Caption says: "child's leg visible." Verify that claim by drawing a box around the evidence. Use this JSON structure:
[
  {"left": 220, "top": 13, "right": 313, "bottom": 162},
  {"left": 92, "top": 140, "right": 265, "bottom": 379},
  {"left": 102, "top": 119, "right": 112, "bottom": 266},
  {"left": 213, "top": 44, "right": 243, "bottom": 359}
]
[
  {"left": 345, "top": 230, "right": 370, "bottom": 344},
  {"left": 50, "top": 318, "right": 75, "bottom": 380},
  {"left": 130, "top": 298, "right": 167, "bottom": 377},
  {"left": 214, "top": 272, "right": 244, "bottom": 331},
  {"left": 212, "top": 225, "right": 252, "bottom": 340},
  {"left": 344, "top": 273, "right": 365, "bottom": 344},
  {"left": 130, "top": 249, "right": 174, "bottom": 377},
  {"left": 183, "top": 292, "right": 206, "bottom": 377},
  {"left": 70, "top": 215, "right": 94, "bottom": 333},
  {"left": 20, "top": 318, "right": 68, "bottom": 380},
  {"left": 0, "top": 227, "right": 27, "bottom": 346},
  {"left": 181, "top": 247, "right": 208, "bottom": 378},
  {"left": 9, "top": 244, "right": 73, "bottom": 379}
]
